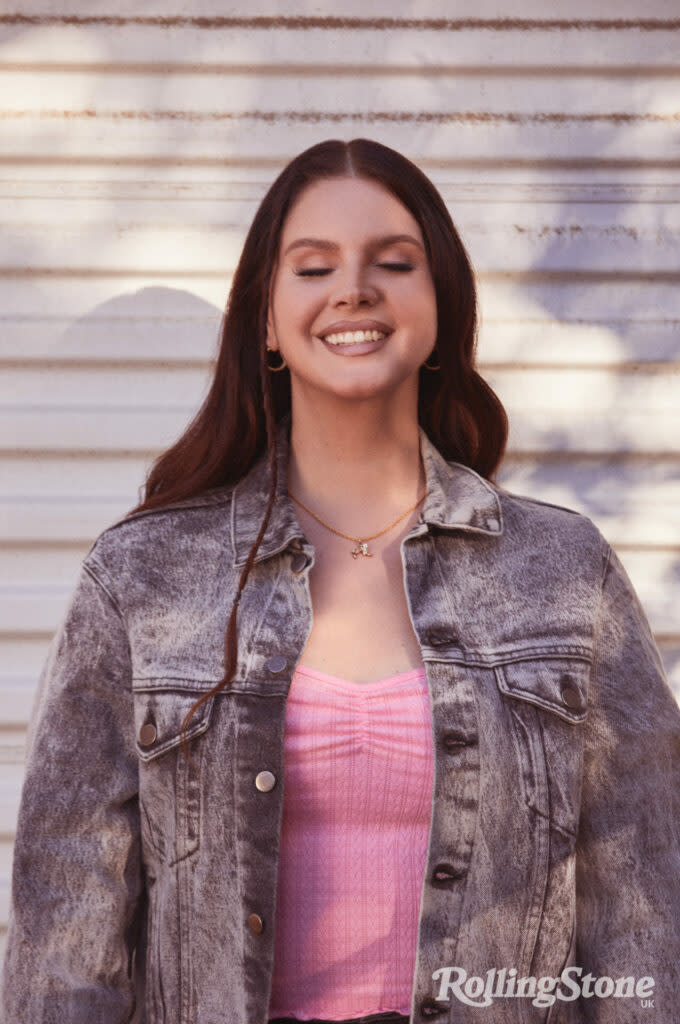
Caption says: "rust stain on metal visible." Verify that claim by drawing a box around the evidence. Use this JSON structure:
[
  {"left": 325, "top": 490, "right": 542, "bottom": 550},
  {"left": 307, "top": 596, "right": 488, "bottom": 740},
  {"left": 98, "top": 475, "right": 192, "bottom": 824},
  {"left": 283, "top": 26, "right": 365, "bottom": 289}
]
[
  {"left": 513, "top": 225, "right": 643, "bottom": 240},
  {"left": 2, "top": 110, "right": 679, "bottom": 125},
  {"left": 5, "top": 268, "right": 680, "bottom": 285},
  {"left": 1, "top": 15, "right": 680, "bottom": 31},
  {"left": 2, "top": 62, "right": 680, "bottom": 78}
]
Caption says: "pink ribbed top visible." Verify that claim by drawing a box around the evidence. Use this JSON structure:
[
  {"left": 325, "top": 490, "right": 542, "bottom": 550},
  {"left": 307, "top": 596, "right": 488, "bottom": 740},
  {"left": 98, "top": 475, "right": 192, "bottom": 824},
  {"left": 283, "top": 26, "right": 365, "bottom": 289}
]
[{"left": 267, "top": 663, "right": 434, "bottom": 1021}]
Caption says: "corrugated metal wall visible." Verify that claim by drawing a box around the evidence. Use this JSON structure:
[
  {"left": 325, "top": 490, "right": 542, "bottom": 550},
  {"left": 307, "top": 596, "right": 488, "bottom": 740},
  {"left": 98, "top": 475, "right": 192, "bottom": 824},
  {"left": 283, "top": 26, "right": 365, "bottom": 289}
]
[{"left": 1, "top": 2, "right": 679, "bottom": 958}]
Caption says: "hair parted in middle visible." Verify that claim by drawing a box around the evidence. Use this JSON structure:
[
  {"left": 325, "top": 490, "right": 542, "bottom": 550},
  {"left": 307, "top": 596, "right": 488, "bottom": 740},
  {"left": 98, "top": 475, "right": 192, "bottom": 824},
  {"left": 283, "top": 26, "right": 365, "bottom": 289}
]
[{"left": 125, "top": 137, "right": 509, "bottom": 766}]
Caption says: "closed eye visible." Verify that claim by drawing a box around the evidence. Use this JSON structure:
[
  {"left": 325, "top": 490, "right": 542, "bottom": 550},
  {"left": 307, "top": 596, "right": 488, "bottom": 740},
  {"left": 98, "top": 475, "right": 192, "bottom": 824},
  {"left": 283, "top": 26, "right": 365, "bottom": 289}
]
[{"left": 294, "top": 262, "right": 414, "bottom": 277}]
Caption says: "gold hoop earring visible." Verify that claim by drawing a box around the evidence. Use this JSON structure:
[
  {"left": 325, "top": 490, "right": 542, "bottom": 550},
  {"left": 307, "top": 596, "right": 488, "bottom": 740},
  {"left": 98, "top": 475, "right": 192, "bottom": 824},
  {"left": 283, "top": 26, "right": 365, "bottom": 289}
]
[
  {"left": 265, "top": 345, "right": 288, "bottom": 372},
  {"left": 423, "top": 349, "right": 441, "bottom": 371}
]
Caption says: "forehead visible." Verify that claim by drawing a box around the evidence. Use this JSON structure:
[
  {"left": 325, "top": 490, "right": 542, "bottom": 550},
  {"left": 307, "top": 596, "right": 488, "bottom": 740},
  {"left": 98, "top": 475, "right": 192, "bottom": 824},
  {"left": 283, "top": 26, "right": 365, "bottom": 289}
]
[{"left": 280, "top": 176, "right": 423, "bottom": 244}]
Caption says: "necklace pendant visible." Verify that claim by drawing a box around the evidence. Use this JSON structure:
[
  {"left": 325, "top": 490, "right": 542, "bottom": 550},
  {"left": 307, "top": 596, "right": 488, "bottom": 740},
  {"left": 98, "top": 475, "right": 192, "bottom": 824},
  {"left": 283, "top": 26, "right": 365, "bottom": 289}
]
[{"left": 351, "top": 541, "right": 373, "bottom": 559}]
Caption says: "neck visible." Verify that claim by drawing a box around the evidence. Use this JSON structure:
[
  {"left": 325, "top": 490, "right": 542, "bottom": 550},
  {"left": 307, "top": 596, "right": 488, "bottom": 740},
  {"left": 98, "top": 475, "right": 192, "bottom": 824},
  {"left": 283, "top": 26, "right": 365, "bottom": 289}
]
[{"left": 285, "top": 402, "right": 426, "bottom": 538}]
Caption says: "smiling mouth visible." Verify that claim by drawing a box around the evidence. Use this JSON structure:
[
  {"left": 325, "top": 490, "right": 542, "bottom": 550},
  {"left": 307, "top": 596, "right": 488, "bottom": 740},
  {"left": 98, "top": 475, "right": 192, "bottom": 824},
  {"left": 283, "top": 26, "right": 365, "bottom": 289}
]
[{"left": 319, "top": 329, "right": 390, "bottom": 346}]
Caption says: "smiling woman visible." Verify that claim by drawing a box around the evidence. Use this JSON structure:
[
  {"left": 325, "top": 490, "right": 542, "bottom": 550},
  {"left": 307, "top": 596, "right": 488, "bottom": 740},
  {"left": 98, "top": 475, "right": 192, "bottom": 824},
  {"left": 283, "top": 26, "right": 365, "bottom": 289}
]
[
  {"left": 2, "top": 139, "right": 679, "bottom": 1024},
  {"left": 267, "top": 180, "right": 437, "bottom": 393}
]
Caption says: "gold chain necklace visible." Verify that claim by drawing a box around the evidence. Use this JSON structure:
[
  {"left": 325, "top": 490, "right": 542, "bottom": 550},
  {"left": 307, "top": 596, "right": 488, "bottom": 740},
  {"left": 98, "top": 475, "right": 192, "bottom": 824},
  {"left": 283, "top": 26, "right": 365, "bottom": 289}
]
[{"left": 288, "top": 486, "right": 428, "bottom": 559}]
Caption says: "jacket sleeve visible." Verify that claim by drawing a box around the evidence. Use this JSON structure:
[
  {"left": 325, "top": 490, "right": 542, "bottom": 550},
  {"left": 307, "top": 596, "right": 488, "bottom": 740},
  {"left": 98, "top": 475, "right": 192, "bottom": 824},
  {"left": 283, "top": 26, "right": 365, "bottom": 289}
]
[
  {"left": 1, "top": 557, "right": 144, "bottom": 1023},
  {"left": 574, "top": 541, "right": 680, "bottom": 1021}
]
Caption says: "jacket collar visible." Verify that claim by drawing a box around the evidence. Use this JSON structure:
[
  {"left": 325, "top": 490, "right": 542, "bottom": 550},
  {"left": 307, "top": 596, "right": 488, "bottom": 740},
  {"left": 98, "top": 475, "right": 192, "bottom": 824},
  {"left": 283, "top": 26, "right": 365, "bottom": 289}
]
[{"left": 231, "top": 411, "right": 503, "bottom": 568}]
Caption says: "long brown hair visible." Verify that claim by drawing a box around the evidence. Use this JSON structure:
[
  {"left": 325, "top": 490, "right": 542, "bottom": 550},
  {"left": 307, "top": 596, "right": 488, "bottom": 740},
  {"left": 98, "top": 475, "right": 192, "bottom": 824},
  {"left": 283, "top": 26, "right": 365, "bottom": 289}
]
[{"left": 126, "top": 138, "right": 508, "bottom": 766}]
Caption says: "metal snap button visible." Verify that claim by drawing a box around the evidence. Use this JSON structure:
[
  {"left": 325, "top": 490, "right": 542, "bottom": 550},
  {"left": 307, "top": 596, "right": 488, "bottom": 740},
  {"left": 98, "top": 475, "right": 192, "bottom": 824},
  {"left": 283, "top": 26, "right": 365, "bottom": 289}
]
[
  {"left": 138, "top": 722, "right": 157, "bottom": 747},
  {"left": 290, "top": 552, "right": 309, "bottom": 574},
  {"left": 560, "top": 678, "right": 581, "bottom": 710},
  {"left": 248, "top": 913, "right": 264, "bottom": 934},
  {"left": 255, "top": 770, "right": 277, "bottom": 793},
  {"left": 266, "top": 655, "right": 287, "bottom": 674}
]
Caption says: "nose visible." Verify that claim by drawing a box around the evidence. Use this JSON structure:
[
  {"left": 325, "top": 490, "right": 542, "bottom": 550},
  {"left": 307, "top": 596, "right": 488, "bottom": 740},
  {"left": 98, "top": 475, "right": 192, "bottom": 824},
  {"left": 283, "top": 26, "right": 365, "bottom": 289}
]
[{"left": 330, "top": 265, "right": 379, "bottom": 309}]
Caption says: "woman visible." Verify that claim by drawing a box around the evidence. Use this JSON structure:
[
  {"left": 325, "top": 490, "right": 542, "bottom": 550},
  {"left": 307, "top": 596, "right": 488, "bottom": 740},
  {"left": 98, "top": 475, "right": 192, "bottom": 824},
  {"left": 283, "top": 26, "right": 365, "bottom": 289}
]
[{"left": 2, "top": 139, "right": 679, "bottom": 1024}]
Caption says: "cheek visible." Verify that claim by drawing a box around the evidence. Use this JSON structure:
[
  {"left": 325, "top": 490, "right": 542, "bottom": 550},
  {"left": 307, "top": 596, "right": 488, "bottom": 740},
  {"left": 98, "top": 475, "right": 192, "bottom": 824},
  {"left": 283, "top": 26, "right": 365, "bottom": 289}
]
[
  {"left": 275, "top": 282, "right": 319, "bottom": 323},
  {"left": 397, "top": 269, "right": 435, "bottom": 301},
  {"left": 398, "top": 277, "right": 437, "bottom": 325},
  {"left": 420, "top": 281, "right": 438, "bottom": 328}
]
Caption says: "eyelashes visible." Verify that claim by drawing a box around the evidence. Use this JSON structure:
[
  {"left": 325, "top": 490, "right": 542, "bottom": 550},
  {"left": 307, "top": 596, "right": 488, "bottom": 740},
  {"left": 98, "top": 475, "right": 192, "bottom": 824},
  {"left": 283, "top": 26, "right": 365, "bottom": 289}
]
[{"left": 294, "top": 262, "right": 414, "bottom": 277}]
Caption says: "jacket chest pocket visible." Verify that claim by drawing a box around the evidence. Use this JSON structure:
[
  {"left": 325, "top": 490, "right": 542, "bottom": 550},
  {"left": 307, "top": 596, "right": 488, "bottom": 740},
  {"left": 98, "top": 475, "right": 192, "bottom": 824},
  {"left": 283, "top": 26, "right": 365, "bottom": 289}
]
[
  {"left": 133, "top": 684, "right": 215, "bottom": 866},
  {"left": 494, "top": 656, "right": 590, "bottom": 838}
]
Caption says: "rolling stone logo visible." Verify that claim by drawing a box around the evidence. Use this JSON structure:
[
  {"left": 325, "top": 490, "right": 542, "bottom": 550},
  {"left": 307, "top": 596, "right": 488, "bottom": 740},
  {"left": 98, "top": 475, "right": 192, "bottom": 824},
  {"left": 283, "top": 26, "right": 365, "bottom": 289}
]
[{"left": 432, "top": 966, "right": 656, "bottom": 1009}]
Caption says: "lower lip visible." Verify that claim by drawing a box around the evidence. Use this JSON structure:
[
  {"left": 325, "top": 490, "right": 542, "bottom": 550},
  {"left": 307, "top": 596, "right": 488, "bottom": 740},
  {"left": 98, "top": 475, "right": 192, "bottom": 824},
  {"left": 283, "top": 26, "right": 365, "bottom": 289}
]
[{"left": 319, "top": 334, "right": 391, "bottom": 356}]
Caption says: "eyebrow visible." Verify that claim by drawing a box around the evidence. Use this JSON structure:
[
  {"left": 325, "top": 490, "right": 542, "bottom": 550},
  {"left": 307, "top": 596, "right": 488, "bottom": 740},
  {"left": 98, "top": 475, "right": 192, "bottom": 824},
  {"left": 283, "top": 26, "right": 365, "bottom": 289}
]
[{"left": 283, "top": 233, "right": 424, "bottom": 257}]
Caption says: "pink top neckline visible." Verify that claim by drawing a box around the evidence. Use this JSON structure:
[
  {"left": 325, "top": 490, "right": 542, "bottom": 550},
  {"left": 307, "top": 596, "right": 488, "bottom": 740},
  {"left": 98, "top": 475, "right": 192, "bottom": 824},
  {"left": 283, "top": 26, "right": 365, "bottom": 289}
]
[{"left": 294, "top": 662, "right": 427, "bottom": 696}]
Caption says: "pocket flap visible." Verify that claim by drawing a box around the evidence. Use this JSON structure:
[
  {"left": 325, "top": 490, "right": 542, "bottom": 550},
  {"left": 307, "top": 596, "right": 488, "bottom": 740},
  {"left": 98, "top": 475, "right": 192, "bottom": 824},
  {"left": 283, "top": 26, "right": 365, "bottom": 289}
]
[
  {"left": 133, "top": 687, "right": 215, "bottom": 762},
  {"left": 495, "top": 657, "right": 590, "bottom": 724}
]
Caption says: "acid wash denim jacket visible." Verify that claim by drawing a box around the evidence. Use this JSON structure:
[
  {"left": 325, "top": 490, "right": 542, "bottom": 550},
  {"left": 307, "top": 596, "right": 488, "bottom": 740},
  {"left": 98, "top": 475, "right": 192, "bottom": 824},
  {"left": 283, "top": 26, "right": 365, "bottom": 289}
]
[{"left": 2, "top": 411, "right": 679, "bottom": 1024}]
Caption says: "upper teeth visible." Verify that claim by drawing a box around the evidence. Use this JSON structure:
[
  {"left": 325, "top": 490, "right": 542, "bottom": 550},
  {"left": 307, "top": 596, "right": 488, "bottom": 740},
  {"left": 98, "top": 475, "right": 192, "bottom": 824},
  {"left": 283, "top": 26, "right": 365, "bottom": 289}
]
[{"left": 322, "top": 330, "right": 388, "bottom": 345}]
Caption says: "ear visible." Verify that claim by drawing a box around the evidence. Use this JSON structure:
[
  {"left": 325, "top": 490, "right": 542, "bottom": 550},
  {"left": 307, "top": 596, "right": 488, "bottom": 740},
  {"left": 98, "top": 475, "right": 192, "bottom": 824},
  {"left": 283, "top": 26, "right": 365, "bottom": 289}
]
[
  {"left": 265, "top": 318, "right": 277, "bottom": 351},
  {"left": 265, "top": 298, "right": 280, "bottom": 350}
]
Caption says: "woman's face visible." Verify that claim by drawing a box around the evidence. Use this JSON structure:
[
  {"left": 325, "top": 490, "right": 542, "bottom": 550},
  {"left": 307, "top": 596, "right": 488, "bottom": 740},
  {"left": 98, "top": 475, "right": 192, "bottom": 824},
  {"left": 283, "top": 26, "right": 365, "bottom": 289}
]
[{"left": 266, "top": 175, "right": 438, "bottom": 405}]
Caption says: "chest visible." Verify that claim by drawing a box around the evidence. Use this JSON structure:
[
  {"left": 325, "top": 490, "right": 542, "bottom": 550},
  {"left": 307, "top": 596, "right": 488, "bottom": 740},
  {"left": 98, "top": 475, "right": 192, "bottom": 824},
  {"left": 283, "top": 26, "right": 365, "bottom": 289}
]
[{"left": 296, "top": 517, "right": 425, "bottom": 684}]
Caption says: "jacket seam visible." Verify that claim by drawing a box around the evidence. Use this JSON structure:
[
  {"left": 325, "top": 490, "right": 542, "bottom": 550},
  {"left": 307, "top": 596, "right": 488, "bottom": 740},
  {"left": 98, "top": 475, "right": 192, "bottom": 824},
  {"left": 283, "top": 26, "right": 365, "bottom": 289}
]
[
  {"left": 591, "top": 541, "right": 614, "bottom": 659},
  {"left": 496, "top": 488, "right": 590, "bottom": 520},
  {"left": 84, "top": 490, "right": 234, "bottom": 559},
  {"left": 120, "top": 490, "right": 232, "bottom": 522},
  {"left": 427, "top": 646, "right": 593, "bottom": 668},
  {"left": 429, "top": 533, "right": 462, "bottom": 637},
  {"left": 587, "top": 541, "right": 614, "bottom": 717},
  {"left": 242, "top": 558, "right": 286, "bottom": 678},
  {"left": 82, "top": 558, "right": 126, "bottom": 624},
  {"left": 448, "top": 459, "right": 504, "bottom": 503},
  {"left": 601, "top": 539, "right": 613, "bottom": 588},
  {"left": 458, "top": 667, "right": 482, "bottom": 969},
  {"left": 82, "top": 561, "right": 135, "bottom": 691}
]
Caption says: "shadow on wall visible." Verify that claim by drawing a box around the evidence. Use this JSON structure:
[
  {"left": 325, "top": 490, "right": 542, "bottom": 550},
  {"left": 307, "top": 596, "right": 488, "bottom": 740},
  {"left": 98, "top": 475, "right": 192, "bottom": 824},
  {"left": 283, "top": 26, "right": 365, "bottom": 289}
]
[
  {"left": 57, "top": 285, "right": 223, "bottom": 368},
  {"left": 43, "top": 284, "right": 224, "bottom": 525}
]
